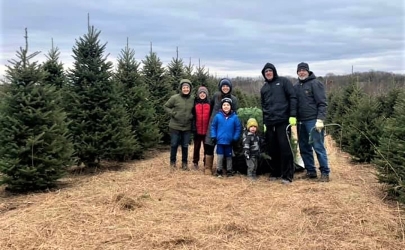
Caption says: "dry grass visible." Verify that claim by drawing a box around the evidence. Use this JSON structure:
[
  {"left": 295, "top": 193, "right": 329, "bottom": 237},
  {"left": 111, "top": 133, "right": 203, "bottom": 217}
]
[{"left": 1, "top": 136, "right": 404, "bottom": 250}]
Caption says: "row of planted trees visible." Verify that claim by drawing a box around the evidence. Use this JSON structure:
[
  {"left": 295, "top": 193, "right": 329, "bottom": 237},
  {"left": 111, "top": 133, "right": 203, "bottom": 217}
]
[
  {"left": 0, "top": 25, "right": 260, "bottom": 192},
  {"left": 326, "top": 80, "right": 405, "bottom": 203}
]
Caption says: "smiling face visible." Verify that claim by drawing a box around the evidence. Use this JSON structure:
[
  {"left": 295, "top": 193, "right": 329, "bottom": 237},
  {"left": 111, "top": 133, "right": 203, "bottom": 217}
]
[
  {"left": 199, "top": 92, "right": 207, "bottom": 100},
  {"left": 222, "top": 102, "right": 231, "bottom": 113},
  {"left": 297, "top": 69, "right": 309, "bottom": 80},
  {"left": 221, "top": 84, "right": 230, "bottom": 94},
  {"left": 181, "top": 84, "right": 190, "bottom": 95}
]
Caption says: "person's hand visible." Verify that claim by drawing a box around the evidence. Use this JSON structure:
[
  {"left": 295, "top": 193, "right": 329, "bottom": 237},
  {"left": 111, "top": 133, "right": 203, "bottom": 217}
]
[
  {"left": 289, "top": 117, "right": 297, "bottom": 126},
  {"left": 315, "top": 119, "right": 324, "bottom": 132},
  {"left": 211, "top": 137, "right": 217, "bottom": 144},
  {"left": 244, "top": 151, "right": 250, "bottom": 160}
]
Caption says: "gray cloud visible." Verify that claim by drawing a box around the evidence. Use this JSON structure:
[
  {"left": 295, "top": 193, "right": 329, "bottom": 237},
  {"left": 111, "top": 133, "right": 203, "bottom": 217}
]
[{"left": 1, "top": 0, "right": 404, "bottom": 79}]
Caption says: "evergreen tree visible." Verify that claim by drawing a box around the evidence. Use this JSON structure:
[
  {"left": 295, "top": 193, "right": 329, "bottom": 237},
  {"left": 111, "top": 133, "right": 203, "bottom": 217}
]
[
  {"left": 374, "top": 90, "right": 405, "bottom": 203},
  {"left": 115, "top": 39, "right": 160, "bottom": 157},
  {"left": 376, "top": 87, "right": 401, "bottom": 119},
  {"left": 330, "top": 81, "right": 364, "bottom": 150},
  {"left": 42, "top": 39, "right": 65, "bottom": 89},
  {"left": 184, "top": 57, "right": 194, "bottom": 80},
  {"left": 141, "top": 45, "right": 172, "bottom": 144},
  {"left": 193, "top": 59, "right": 209, "bottom": 87},
  {"left": 344, "top": 94, "right": 382, "bottom": 162},
  {"left": 66, "top": 25, "right": 137, "bottom": 166},
  {"left": 233, "top": 88, "right": 249, "bottom": 108},
  {"left": 0, "top": 29, "right": 73, "bottom": 192},
  {"left": 167, "top": 47, "right": 185, "bottom": 92}
]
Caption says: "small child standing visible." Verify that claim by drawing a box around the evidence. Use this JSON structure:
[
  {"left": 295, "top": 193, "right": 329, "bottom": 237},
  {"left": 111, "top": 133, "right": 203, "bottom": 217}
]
[
  {"left": 191, "top": 86, "right": 211, "bottom": 171},
  {"left": 210, "top": 98, "right": 242, "bottom": 177},
  {"left": 242, "top": 118, "right": 261, "bottom": 180}
]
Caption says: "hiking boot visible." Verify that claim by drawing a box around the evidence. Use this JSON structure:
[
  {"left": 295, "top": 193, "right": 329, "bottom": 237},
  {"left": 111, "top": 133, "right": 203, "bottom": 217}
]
[
  {"left": 170, "top": 162, "right": 176, "bottom": 171},
  {"left": 319, "top": 174, "right": 330, "bottom": 182},
  {"left": 269, "top": 177, "right": 280, "bottom": 181},
  {"left": 182, "top": 163, "right": 190, "bottom": 171},
  {"left": 303, "top": 172, "right": 317, "bottom": 179},
  {"left": 193, "top": 163, "right": 199, "bottom": 170}
]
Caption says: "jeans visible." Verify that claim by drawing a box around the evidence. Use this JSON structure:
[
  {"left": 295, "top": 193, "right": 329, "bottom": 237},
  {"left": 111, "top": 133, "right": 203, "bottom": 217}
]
[
  {"left": 297, "top": 119, "right": 330, "bottom": 175},
  {"left": 170, "top": 130, "right": 191, "bottom": 165}
]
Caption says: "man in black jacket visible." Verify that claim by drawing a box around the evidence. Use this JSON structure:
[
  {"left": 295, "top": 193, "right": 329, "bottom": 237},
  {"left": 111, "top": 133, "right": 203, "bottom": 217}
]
[
  {"left": 260, "top": 63, "right": 297, "bottom": 184},
  {"left": 294, "top": 62, "right": 330, "bottom": 182}
]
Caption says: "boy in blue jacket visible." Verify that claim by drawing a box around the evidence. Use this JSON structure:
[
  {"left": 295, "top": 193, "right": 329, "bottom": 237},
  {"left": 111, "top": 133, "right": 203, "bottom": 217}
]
[{"left": 210, "top": 98, "right": 242, "bottom": 177}]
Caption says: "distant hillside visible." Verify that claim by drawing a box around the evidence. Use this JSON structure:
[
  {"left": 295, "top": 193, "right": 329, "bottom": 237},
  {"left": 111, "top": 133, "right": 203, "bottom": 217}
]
[{"left": 231, "top": 71, "right": 405, "bottom": 96}]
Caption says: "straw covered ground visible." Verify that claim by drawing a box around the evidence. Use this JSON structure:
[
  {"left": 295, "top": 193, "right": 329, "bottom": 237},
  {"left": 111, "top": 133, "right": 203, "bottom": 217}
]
[{"left": 1, "top": 136, "right": 404, "bottom": 250}]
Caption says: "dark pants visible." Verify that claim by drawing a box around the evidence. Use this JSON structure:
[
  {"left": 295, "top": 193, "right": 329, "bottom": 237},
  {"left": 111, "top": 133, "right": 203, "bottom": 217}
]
[
  {"left": 193, "top": 134, "right": 206, "bottom": 164},
  {"left": 170, "top": 129, "right": 191, "bottom": 165},
  {"left": 265, "top": 122, "right": 294, "bottom": 181},
  {"left": 205, "top": 144, "right": 215, "bottom": 156}
]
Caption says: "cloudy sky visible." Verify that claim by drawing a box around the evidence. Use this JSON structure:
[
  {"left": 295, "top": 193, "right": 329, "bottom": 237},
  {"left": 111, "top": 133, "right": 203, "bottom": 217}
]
[{"left": 1, "top": 0, "right": 404, "bottom": 79}]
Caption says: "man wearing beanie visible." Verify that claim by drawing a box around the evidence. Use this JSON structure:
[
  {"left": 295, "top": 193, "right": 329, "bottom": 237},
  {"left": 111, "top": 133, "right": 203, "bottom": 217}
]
[
  {"left": 191, "top": 86, "right": 211, "bottom": 171},
  {"left": 204, "top": 78, "right": 239, "bottom": 176},
  {"left": 260, "top": 62, "right": 297, "bottom": 184},
  {"left": 164, "top": 79, "right": 195, "bottom": 171},
  {"left": 294, "top": 62, "right": 330, "bottom": 182}
]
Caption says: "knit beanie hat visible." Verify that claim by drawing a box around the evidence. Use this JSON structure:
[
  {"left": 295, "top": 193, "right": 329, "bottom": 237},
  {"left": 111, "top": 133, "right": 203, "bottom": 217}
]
[
  {"left": 197, "top": 86, "right": 209, "bottom": 96},
  {"left": 218, "top": 78, "right": 232, "bottom": 92},
  {"left": 297, "top": 62, "right": 310, "bottom": 73},
  {"left": 181, "top": 82, "right": 191, "bottom": 89},
  {"left": 221, "top": 97, "right": 232, "bottom": 106},
  {"left": 246, "top": 118, "right": 258, "bottom": 129}
]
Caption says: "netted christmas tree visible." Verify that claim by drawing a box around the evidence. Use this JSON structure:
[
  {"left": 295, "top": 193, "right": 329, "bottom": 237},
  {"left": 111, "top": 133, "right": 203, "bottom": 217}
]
[
  {"left": 115, "top": 39, "right": 160, "bottom": 158},
  {"left": 66, "top": 25, "right": 137, "bottom": 166},
  {"left": 0, "top": 29, "right": 73, "bottom": 192}
]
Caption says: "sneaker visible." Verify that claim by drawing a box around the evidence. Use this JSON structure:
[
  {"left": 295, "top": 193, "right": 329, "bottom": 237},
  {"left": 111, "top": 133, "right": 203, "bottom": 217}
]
[
  {"left": 281, "top": 179, "right": 292, "bottom": 185},
  {"left": 216, "top": 169, "right": 223, "bottom": 178},
  {"left": 319, "top": 174, "right": 330, "bottom": 182}
]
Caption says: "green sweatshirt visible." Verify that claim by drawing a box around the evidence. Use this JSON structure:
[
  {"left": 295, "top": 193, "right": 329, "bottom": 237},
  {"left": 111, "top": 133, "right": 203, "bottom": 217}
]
[{"left": 164, "top": 79, "right": 195, "bottom": 131}]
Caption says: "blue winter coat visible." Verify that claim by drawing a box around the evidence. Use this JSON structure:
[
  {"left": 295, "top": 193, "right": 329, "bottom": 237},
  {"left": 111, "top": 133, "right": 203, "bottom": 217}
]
[{"left": 210, "top": 110, "right": 242, "bottom": 145}]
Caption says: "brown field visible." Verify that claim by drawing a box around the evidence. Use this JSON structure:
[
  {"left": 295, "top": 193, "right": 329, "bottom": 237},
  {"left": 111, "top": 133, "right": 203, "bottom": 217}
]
[{"left": 1, "top": 136, "right": 404, "bottom": 250}]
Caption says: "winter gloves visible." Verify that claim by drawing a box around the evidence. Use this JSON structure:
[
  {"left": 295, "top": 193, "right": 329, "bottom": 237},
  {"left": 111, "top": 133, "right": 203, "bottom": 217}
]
[
  {"left": 315, "top": 119, "right": 324, "bottom": 132},
  {"left": 289, "top": 117, "right": 297, "bottom": 126}
]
